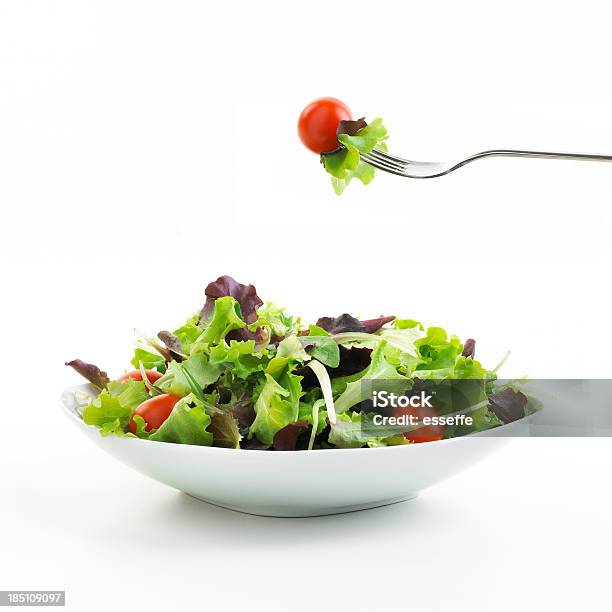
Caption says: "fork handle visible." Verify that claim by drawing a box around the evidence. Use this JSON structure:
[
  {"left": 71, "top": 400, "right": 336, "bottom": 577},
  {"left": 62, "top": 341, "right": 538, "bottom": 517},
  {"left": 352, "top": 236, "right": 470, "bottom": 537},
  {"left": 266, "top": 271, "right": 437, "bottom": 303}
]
[{"left": 469, "top": 149, "right": 612, "bottom": 164}]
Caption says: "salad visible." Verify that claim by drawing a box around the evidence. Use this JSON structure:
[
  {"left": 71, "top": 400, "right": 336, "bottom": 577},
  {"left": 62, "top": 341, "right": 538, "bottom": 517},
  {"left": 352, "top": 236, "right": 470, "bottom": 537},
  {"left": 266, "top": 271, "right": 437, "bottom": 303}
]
[
  {"left": 66, "top": 275, "right": 529, "bottom": 451},
  {"left": 298, "top": 97, "right": 389, "bottom": 195}
]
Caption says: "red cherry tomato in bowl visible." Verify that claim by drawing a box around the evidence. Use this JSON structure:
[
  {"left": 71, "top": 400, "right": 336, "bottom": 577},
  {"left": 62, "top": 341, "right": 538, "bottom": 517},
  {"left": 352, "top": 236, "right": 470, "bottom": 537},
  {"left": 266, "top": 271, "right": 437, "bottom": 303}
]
[
  {"left": 129, "top": 393, "right": 181, "bottom": 434},
  {"left": 298, "top": 97, "right": 352, "bottom": 154},
  {"left": 118, "top": 369, "right": 163, "bottom": 384},
  {"left": 391, "top": 404, "right": 444, "bottom": 444}
]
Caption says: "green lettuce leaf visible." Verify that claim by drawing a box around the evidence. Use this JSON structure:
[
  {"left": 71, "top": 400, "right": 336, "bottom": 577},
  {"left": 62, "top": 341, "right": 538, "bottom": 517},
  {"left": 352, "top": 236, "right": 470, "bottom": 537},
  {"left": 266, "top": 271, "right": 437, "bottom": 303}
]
[
  {"left": 328, "top": 412, "right": 373, "bottom": 448},
  {"left": 156, "top": 354, "right": 222, "bottom": 397},
  {"left": 192, "top": 296, "right": 246, "bottom": 348},
  {"left": 338, "top": 118, "right": 388, "bottom": 153},
  {"left": 148, "top": 395, "right": 213, "bottom": 446},
  {"left": 410, "top": 327, "right": 468, "bottom": 378},
  {"left": 298, "top": 335, "right": 340, "bottom": 368},
  {"left": 328, "top": 412, "right": 412, "bottom": 449},
  {"left": 83, "top": 379, "right": 149, "bottom": 431},
  {"left": 394, "top": 319, "right": 424, "bottom": 331},
  {"left": 249, "top": 369, "right": 303, "bottom": 445},
  {"left": 298, "top": 398, "right": 328, "bottom": 435},
  {"left": 453, "top": 356, "right": 492, "bottom": 379},
  {"left": 276, "top": 335, "right": 311, "bottom": 362},
  {"left": 307, "top": 324, "right": 329, "bottom": 336},
  {"left": 130, "top": 348, "right": 166, "bottom": 373},
  {"left": 209, "top": 339, "right": 268, "bottom": 380},
  {"left": 172, "top": 315, "right": 202, "bottom": 354},
  {"left": 255, "top": 302, "right": 302, "bottom": 338},
  {"left": 321, "top": 118, "right": 389, "bottom": 195},
  {"left": 334, "top": 341, "right": 408, "bottom": 414},
  {"left": 264, "top": 336, "right": 311, "bottom": 380}
]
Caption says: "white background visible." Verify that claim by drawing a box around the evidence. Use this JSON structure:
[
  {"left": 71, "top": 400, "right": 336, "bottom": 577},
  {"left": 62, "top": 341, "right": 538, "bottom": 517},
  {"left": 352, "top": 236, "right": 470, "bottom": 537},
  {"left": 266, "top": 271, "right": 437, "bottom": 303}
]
[{"left": 1, "top": 1, "right": 611, "bottom": 610}]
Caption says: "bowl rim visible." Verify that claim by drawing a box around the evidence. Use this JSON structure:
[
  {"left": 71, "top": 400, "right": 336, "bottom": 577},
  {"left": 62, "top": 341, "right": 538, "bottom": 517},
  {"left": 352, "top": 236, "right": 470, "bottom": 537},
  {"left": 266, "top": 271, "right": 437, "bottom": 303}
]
[{"left": 61, "top": 383, "right": 524, "bottom": 455}]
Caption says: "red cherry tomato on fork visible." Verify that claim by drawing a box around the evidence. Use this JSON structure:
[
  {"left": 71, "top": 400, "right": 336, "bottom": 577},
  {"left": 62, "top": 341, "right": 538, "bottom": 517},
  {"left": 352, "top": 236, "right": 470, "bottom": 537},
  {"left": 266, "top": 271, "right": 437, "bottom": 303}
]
[
  {"left": 391, "top": 404, "right": 444, "bottom": 444},
  {"left": 118, "top": 369, "right": 163, "bottom": 385},
  {"left": 298, "top": 97, "right": 352, "bottom": 154},
  {"left": 128, "top": 393, "right": 181, "bottom": 434}
]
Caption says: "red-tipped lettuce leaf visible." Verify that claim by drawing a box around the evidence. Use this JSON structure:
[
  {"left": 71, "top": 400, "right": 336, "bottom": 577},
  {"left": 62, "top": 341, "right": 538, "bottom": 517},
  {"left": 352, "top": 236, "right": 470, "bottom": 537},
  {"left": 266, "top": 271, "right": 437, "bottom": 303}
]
[
  {"left": 157, "top": 331, "right": 184, "bottom": 362},
  {"left": 200, "top": 275, "right": 263, "bottom": 324},
  {"left": 462, "top": 338, "right": 476, "bottom": 358},
  {"left": 226, "top": 325, "right": 270, "bottom": 350},
  {"left": 65, "top": 359, "right": 110, "bottom": 389},
  {"left": 209, "top": 411, "right": 242, "bottom": 449},
  {"left": 316, "top": 313, "right": 395, "bottom": 335},
  {"left": 488, "top": 389, "right": 527, "bottom": 424},
  {"left": 361, "top": 316, "right": 396, "bottom": 333},
  {"left": 273, "top": 420, "right": 308, "bottom": 451},
  {"left": 316, "top": 314, "right": 365, "bottom": 334},
  {"left": 337, "top": 117, "right": 367, "bottom": 138},
  {"left": 319, "top": 118, "right": 369, "bottom": 155},
  {"left": 335, "top": 346, "right": 373, "bottom": 376}
]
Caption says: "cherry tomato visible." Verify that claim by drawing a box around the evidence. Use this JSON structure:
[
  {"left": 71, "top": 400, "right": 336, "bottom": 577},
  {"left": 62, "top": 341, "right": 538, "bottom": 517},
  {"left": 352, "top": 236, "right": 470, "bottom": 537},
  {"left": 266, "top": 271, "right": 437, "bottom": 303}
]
[
  {"left": 391, "top": 403, "right": 444, "bottom": 444},
  {"left": 118, "top": 369, "right": 163, "bottom": 384},
  {"left": 298, "top": 97, "right": 352, "bottom": 154},
  {"left": 128, "top": 393, "right": 181, "bottom": 434}
]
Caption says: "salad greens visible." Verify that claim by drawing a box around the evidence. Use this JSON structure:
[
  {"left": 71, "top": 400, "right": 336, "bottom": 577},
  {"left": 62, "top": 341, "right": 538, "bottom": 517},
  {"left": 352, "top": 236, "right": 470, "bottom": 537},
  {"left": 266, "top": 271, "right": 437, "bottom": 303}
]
[
  {"left": 322, "top": 118, "right": 389, "bottom": 195},
  {"left": 67, "top": 275, "right": 528, "bottom": 451}
]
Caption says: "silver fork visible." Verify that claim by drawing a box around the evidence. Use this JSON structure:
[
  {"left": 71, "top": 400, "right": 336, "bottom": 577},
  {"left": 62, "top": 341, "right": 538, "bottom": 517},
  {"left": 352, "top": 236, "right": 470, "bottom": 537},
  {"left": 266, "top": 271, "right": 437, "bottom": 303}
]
[{"left": 360, "top": 148, "right": 612, "bottom": 179}]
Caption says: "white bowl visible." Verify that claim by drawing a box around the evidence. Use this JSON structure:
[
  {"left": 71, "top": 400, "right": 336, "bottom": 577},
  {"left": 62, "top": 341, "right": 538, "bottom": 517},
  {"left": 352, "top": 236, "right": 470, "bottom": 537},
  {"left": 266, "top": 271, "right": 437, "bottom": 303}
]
[{"left": 62, "top": 384, "right": 514, "bottom": 517}]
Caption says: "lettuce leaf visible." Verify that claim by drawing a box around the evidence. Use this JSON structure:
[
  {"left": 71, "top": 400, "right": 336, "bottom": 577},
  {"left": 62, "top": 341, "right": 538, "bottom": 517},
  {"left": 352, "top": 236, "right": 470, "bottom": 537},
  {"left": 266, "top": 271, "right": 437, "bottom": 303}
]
[
  {"left": 156, "top": 354, "right": 222, "bottom": 397},
  {"left": 209, "top": 410, "right": 242, "bottom": 448},
  {"left": 255, "top": 302, "right": 302, "bottom": 338},
  {"left": 316, "top": 314, "right": 364, "bottom": 334},
  {"left": 192, "top": 296, "right": 246, "bottom": 348},
  {"left": 321, "top": 118, "right": 389, "bottom": 195},
  {"left": 200, "top": 275, "right": 263, "bottom": 324},
  {"left": 157, "top": 331, "right": 184, "bottom": 361},
  {"left": 249, "top": 369, "right": 303, "bottom": 445},
  {"left": 316, "top": 313, "right": 395, "bottom": 335},
  {"left": 72, "top": 273, "right": 517, "bottom": 447},
  {"left": 209, "top": 339, "right": 268, "bottom": 379},
  {"left": 334, "top": 341, "right": 407, "bottom": 414},
  {"left": 172, "top": 316, "right": 202, "bottom": 353},
  {"left": 148, "top": 395, "right": 213, "bottom": 446},
  {"left": 328, "top": 412, "right": 413, "bottom": 449},
  {"left": 65, "top": 359, "right": 110, "bottom": 389},
  {"left": 276, "top": 335, "right": 311, "bottom": 362},
  {"left": 462, "top": 338, "right": 476, "bottom": 358},
  {"left": 272, "top": 420, "right": 309, "bottom": 451},
  {"left": 328, "top": 412, "right": 373, "bottom": 448},
  {"left": 300, "top": 336, "right": 340, "bottom": 368},
  {"left": 339, "top": 118, "right": 388, "bottom": 152},
  {"left": 488, "top": 388, "right": 527, "bottom": 424},
  {"left": 82, "top": 379, "right": 149, "bottom": 431},
  {"left": 130, "top": 348, "right": 166, "bottom": 373},
  {"left": 298, "top": 397, "right": 328, "bottom": 435}
]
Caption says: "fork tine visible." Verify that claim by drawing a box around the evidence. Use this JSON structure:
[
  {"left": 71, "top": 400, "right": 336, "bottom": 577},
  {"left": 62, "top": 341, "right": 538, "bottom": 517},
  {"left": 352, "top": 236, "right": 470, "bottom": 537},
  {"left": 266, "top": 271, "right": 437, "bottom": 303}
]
[
  {"left": 367, "top": 148, "right": 412, "bottom": 166},
  {"left": 360, "top": 153, "right": 408, "bottom": 176},
  {"left": 364, "top": 150, "right": 406, "bottom": 171}
]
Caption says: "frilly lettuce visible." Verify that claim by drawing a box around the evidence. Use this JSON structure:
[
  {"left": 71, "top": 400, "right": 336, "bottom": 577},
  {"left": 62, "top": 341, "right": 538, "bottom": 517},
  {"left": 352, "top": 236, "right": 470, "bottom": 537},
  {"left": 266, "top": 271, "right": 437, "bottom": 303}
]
[
  {"left": 321, "top": 118, "right": 389, "bottom": 195},
  {"left": 68, "top": 275, "right": 522, "bottom": 450},
  {"left": 249, "top": 369, "right": 303, "bottom": 445},
  {"left": 82, "top": 379, "right": 149, "bottom": 433},
  {"left": 148, "top": 395, "right": 213, "bottom": 446}
]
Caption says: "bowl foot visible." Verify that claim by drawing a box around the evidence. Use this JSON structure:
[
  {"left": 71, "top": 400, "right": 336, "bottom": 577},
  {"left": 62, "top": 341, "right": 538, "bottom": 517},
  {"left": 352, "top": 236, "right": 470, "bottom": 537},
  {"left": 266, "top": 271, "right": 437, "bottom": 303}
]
[{"left": 183, "top": 493, "right": 418, "bottom": 518}]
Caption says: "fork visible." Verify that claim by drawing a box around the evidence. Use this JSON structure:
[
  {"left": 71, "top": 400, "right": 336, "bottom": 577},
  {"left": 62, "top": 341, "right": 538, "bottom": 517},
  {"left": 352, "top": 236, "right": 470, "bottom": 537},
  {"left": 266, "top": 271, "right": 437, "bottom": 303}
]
[{"left": 360, "top": 148, "right": 612, "bottom": 179}]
